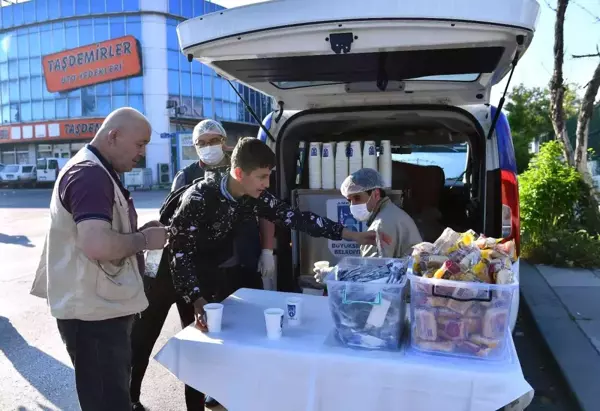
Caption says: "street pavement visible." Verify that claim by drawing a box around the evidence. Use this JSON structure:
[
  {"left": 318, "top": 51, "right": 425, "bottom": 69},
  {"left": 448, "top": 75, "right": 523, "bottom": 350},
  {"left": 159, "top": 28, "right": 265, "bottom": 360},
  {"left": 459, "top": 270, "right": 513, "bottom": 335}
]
[{"left": 0, "top": 189, "right": 580, "bottom": 411}]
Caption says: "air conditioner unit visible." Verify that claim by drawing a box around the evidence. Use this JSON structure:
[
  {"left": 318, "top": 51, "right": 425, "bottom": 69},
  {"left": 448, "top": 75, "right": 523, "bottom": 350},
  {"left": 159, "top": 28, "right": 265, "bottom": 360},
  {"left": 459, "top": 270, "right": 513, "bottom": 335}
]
[{"left": 157, "top": 163, "right": 171, "bottom": 185}]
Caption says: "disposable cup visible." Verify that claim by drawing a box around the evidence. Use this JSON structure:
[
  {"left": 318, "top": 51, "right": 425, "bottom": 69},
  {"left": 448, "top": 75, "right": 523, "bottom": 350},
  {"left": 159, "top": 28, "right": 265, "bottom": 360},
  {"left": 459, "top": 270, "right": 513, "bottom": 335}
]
[
  {"left": 286, "top": 297, "right": 303, "bottom": 326},
  {"left": 314, "top": 261, "right": 330, "bottom": 270},
  {"left": 204, "top": 303, "right": 224, "bottom": 333},
  {"left": 264, "top": 308, "right": 284, "bottom": 340}
]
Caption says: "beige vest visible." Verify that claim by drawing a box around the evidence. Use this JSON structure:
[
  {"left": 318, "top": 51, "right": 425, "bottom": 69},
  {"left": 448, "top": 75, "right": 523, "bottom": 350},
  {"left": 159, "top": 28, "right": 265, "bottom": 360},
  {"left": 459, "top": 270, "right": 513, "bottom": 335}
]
[{"left": 31, "top": 147, "right": 148, "bottom": 321}]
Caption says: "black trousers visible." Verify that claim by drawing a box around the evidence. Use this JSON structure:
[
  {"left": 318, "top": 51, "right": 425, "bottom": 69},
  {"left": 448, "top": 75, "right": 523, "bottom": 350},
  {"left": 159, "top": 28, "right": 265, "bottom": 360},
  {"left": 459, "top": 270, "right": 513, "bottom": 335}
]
[
  {"left": 57, "top": 315, "right": 134, "bottom": 411},
  {"left": 130, "top": 265, "right": 262, "bottom": 411}
]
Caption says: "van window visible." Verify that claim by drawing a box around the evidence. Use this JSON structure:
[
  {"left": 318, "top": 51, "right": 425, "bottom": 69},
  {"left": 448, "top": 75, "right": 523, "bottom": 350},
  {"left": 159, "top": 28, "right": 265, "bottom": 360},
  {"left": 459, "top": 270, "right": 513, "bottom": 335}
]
[
  {"left": 392, "top": 144, "right": 467, "bottom": 180},
  {"left": 22, "top": 166, "right": 33, "bottom": 173},
  {"left": 36, "top": 159, "right": 46, "bottom": 170},
  {"left": 48, "top": 159, "right": 58, "bottom": 170}
]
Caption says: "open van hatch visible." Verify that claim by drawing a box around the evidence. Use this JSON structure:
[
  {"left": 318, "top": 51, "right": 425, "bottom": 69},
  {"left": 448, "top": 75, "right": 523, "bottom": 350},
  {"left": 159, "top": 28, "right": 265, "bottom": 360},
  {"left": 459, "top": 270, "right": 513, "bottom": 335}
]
[{"left": 177, "top": 0, "right": 539, "bottom": 109}]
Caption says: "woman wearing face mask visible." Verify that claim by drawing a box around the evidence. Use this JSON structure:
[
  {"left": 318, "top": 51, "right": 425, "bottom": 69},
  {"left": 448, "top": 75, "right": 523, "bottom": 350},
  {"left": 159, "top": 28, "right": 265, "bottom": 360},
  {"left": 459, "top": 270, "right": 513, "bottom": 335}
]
[{"left": 314, "top": 167, "right": 422, "bottom": 283}]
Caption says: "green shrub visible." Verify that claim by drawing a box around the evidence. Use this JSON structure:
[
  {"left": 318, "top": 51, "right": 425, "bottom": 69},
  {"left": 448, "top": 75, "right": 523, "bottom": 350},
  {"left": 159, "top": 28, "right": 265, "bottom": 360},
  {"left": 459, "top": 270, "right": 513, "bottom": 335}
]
[
  {"left": 522, "top": 229, "right": 600, "bottom": 268},
  {"left": 519, "top": 140, "right": 600, "bottom": 267}
]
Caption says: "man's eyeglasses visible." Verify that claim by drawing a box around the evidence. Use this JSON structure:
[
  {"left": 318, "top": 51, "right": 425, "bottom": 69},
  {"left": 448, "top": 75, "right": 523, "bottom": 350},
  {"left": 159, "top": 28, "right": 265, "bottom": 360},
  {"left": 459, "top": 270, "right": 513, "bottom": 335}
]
[{"left": 195, "top": 136, "right": 224, "bottom": 148}]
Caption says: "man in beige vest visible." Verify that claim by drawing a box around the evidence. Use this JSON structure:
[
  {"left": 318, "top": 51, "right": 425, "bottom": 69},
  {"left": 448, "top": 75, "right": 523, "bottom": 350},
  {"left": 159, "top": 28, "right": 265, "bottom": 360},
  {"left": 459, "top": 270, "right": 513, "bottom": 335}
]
[{"left": 31, "top": 107, "right": 168, "bottom": 411}]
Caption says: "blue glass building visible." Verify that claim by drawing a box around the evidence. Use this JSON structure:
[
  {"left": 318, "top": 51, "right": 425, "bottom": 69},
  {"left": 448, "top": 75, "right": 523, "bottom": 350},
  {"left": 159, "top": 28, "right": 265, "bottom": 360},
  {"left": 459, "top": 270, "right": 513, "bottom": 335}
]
[{"left": 0, "top": 0, "right": 272, "bottom": 183}]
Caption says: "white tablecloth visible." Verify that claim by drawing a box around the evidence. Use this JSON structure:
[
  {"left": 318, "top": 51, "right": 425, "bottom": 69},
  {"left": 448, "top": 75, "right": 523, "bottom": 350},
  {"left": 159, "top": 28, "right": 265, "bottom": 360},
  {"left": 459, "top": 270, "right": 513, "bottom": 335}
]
[{"left": 155, "top": 288, "right": 532, "bottom": 411}]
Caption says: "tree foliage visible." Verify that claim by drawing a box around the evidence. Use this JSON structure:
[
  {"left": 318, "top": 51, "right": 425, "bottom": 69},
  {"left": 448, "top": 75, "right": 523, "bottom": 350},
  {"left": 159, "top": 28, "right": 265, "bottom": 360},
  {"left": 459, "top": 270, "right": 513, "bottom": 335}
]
[
  {"left": 505, "top": 84, "right": 579, "bottom": 173},
  {"left": 520, "top": 140, "right": 600, "bottom": 267}
]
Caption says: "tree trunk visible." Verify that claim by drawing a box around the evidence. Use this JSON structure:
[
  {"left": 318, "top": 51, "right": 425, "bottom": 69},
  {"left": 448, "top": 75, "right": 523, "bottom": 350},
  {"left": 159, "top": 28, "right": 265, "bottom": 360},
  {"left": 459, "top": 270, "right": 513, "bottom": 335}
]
[
  {"left": 574, "top": 59, "right": 600, "bottom": 176},
  {"left": 549, "top": 0, "right": 575, "bottom": 164}
]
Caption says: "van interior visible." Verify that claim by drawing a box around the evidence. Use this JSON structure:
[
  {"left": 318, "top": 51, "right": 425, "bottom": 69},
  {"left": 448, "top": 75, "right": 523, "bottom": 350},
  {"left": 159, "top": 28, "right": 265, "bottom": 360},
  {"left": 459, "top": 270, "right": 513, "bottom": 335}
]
[{"left": 272, "top": 106, "right": 503, "bottom": 290}]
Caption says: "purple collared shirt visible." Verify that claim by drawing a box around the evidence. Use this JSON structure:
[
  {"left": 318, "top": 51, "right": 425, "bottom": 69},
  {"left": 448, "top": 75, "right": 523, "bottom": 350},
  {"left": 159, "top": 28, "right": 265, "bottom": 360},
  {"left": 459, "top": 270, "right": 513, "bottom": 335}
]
[{"left": 59, "top": 159, "right": 145, "bottom": 275}]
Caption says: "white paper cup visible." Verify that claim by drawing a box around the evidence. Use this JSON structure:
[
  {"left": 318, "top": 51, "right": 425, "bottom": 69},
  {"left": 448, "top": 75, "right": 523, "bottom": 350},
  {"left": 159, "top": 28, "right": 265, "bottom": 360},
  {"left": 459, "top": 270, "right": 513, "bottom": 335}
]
[
  {"left": 314, "top": 261, "right": 330, "bottom": 270},
  {"left": 264, "top": 308, "right": 284, "bottom": 340},
  {"left": 204, "top": 303, "right": 224, "bottom": 333},
  {"left": 286, "top": 297, "right": 303, "bottom": 326}
]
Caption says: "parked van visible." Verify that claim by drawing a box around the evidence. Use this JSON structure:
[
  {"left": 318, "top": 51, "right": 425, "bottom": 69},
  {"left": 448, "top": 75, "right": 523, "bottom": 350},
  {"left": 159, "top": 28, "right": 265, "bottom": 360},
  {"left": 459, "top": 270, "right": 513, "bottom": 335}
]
[
  {"left": 36, "top": 157, "right": 69, "bottom": 185},
  {"left": 0, "top": 164, "right": 37, "bottom": 187},
  {"left": 177, "top": 0, "right": 540, "bottom": 333}
]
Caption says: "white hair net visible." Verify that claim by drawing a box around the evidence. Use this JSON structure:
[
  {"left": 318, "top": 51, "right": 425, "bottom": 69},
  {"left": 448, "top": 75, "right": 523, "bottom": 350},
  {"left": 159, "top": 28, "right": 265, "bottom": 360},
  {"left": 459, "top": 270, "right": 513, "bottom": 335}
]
[
  {"left": 193, "top": 119, "right": 227, "bottom": 144},
  {"left": 340, "top": 168, "right": 385, "bottom": 197}
]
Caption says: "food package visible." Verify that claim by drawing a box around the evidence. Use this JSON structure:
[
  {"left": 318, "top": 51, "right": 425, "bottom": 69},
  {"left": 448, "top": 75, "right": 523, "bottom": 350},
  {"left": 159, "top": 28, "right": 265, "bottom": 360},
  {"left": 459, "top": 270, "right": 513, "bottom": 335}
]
[
  {"left": 411, "top": 228, "right": 516, "bottom": 285},
  {"left": 326, "top": 258, "right": 409, "bottom": 350},
  {"left": 409, "top": 228, "right": 517, "bottom": 359}
]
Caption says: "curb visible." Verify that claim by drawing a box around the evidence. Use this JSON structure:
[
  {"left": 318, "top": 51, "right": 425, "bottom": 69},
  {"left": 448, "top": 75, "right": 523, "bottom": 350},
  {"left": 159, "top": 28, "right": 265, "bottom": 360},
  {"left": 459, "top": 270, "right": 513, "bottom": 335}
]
[{"left": 519, "top": 262, "right": 600, "bottom": 411}]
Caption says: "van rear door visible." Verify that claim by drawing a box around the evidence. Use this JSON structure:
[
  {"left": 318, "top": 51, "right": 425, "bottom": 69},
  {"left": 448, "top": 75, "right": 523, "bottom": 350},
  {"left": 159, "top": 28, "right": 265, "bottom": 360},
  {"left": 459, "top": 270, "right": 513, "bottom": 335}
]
[{"left": 177, "top": 0, "right": 539, "bottom": 109}]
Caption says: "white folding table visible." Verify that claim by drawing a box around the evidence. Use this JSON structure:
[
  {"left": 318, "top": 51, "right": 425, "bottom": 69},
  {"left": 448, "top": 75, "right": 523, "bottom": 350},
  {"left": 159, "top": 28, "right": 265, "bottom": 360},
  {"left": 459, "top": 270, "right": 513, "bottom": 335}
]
[{"left": 155, "top": 288, "right": 533, "bottom": 411}]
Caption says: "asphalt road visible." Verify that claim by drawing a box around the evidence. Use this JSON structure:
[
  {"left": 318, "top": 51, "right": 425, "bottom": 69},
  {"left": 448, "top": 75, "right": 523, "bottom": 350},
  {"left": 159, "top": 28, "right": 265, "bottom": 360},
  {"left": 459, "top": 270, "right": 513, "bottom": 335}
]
[{"left": 0, "top": 189, "right": 580, "bottom": 411}]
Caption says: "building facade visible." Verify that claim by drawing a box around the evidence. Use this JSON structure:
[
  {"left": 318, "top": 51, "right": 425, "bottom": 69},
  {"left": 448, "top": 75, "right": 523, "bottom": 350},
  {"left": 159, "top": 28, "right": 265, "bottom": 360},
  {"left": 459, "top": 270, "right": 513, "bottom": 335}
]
[{"left": 0, "top": 0, "right": 272, "bottom": 184}]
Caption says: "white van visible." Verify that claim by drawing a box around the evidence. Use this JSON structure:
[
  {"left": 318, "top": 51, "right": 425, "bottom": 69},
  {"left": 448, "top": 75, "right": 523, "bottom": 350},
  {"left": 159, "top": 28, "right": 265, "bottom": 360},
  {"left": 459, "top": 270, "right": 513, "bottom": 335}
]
[
  {"left": 0, "top": 164, "right": 37, "bottom": 187},
  {"left": 36, "top": 157, "right": 69, "bottom": 185},
  {"left": 177, "top": 0, "right": 540, "bottom": 333}
]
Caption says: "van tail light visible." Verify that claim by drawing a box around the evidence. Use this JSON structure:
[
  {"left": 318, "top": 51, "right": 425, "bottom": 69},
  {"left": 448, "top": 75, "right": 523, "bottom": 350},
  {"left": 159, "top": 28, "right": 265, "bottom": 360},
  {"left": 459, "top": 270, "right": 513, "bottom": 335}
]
[{"left": 500, "top": 169, "right": 520, "bottom": 256}]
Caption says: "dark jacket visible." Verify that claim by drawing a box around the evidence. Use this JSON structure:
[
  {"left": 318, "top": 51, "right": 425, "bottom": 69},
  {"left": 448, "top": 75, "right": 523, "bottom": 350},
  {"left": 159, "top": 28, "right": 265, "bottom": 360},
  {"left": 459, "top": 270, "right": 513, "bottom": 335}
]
[
  {"left": 175, "top": 161, "right": 262, "bottom": 271},
  {"left": 168, "top": 171, "right": 345, "bottom": 304}
]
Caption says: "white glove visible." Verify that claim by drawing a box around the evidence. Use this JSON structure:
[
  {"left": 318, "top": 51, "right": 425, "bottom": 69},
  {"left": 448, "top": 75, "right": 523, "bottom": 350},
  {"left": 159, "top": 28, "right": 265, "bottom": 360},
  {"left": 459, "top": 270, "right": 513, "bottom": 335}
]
[
  {"left": 258, "top": 249, "right": 276, "bottom": 279},
  {"left": 313, "top": 266, "right": 334, "bottom": 284}
]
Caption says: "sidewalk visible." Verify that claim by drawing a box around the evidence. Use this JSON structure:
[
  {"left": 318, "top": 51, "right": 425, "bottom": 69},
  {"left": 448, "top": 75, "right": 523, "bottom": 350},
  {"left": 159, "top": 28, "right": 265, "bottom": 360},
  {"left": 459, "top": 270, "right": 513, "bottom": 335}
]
[{"left": 520, "top": 262, "right": 600, "bottom": 411}]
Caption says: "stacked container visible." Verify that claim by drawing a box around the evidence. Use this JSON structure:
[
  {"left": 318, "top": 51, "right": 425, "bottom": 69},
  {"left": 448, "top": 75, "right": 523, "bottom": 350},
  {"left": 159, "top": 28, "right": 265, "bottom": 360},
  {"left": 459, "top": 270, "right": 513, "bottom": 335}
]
[
  {"left": 408, "top": 265, "right": 518, "bottom": 360},
  {"left": 325, "top": 257, "right": 409, "bottom": 351}
]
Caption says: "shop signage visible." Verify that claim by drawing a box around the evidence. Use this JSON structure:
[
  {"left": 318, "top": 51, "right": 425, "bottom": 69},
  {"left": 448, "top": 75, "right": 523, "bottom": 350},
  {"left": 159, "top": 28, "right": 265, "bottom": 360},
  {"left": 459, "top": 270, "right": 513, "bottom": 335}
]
[
  {"left": 42, "top": 35, "right": 142, "bottom": 93},
  {"left": 0, "top": 118, "right": 104, "bottom": 144},
  {"left": 325, "top": 198, "right": 364, "bottom": 257}
]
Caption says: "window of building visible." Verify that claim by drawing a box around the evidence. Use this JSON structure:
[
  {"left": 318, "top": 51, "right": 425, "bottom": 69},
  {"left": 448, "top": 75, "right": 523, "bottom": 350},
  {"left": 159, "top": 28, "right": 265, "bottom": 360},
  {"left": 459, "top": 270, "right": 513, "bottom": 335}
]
[
  {"left": 112, "top": 95, "right": 126, "bottom": 109},
  {"left": 128, "top": 94, "right": 144, "bottom": 113},
  {"left": 79, "top": 19, "right": 94, "bottom": 46},
  {"left": 12, "top": 3, "right": 23, "bottom": 27},
  {"left": 31, "top": 76, "right": 42, "bottom": 100},
  {"left": 125, "top": 15, "right": 141, "bottom": 40},
  {"left": 43, "top": 100, "right": 55, "bottom": 120},
  {"left": 36, "top": 0, "right": 49, "bottom": 22},
  {"left": 123, "top": 0, "right": 139, "bottom": 12},
  {"left": 69, "top": 97, "right": 82, "bottom": 117},
  {"left": 61, "top": 0, "right": 75, "bottom": 18},
  {"left": 20, "top": 102, "right": 31, "bottom": 121},
  {"left": 56, "top": 98, "right": 67, "bottom": 118},
  {"left": 94, "top": 17, "right": 109, "bottom": 42},
  {"left": 76, "top": 0, "right": 91, "bottom": 15},
  {"left": 110, "top": 16, "right": 125, "bottom": 38},
  {"left": 32, "top": 101, "right": 43, "bottom": 121}
]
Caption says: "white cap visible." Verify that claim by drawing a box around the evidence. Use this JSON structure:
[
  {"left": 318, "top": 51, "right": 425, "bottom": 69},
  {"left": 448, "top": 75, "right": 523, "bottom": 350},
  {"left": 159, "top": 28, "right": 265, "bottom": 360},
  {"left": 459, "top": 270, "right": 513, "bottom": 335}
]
[
  {"left": 340, "top": 168, "right": 385, "bottom": 197},
  {"left": 193, "top": 119, "right": 227, "bottom": 144}
]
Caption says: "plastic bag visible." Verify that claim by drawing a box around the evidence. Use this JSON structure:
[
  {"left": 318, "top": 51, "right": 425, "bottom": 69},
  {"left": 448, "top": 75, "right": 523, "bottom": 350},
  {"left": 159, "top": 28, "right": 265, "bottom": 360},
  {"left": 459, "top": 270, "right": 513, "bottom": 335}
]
[{"left": 144, "top": 249, "right": 163, "bottom": 278}]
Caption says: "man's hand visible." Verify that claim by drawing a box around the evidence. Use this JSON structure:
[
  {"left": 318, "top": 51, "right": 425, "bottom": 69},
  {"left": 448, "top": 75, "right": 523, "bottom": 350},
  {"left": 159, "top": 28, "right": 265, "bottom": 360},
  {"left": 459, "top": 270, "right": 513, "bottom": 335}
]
[
  {"left": 193, "top": 297, "right": 209, "bottom": 332},
  {"left": 342, "top": 229, "right": 392, "bottom": 246},
  {"left": 314, "top": 266, "right": 334, "bottom": 283},
  {"left": 141, "top": 227, "right": 168, "bottom": 250},
  {"left": 258, "top": 249, "right": 276, "bottom": 279},
  {"left": 139, "top": 220, "right": 164, "bottom": 231}
]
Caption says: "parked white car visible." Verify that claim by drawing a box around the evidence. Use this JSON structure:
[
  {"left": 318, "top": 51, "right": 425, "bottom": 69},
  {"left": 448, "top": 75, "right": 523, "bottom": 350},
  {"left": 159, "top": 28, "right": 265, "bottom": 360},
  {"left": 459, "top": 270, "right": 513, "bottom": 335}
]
[{"left": 0, "top": 164, "right": 37, "bottom": 187}]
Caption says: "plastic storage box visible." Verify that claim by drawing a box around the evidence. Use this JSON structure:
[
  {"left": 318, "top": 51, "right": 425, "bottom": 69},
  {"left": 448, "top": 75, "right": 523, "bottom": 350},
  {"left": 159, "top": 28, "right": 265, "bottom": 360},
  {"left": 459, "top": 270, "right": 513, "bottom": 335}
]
[
  {"left": 408, "top": 268, "right": 518, "bottom": 360},
  {"left": 325, "top": 257, "right": 408, "bottom": 350}
]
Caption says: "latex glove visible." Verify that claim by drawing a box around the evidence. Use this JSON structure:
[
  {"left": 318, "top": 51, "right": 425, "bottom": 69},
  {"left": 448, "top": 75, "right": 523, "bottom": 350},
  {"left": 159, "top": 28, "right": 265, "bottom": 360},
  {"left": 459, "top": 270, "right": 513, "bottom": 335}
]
[
  {"left": 313, "top": 266, "right": 335, "bottom": 284},
  {"left": 258, "top": 249, "right": 276, "bottom": 279}
]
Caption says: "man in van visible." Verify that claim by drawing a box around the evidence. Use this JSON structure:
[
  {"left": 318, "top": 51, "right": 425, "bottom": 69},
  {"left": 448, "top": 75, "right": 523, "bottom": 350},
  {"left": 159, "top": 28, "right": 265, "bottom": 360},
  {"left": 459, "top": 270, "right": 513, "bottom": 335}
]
[
  {"left": 167, "top": 138, "right": 387, "bottom": 355},
  {"left": 314, "top": 168, "right": 422, "bottom": 281},
  {"left": 130, "top": 120, "right": 275, "bottom": 411},
  {"left": 30, "top": 107, "right": 168, "bottom": 411}
]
